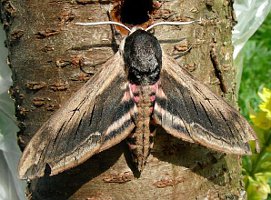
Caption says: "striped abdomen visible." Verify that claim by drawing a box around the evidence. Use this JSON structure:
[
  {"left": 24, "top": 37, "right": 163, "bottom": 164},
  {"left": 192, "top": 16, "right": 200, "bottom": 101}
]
[{"left": 127, "top": 83, "right": 158, "bottom": 172}]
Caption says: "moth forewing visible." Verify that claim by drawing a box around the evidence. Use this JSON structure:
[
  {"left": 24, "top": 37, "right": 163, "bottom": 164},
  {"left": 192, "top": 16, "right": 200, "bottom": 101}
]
[
  {"left": 18, "top": 52, "right": 136, "bottom": 179},
  {"left": 153, "top": 53, "right": 258, "bottom": 155}
]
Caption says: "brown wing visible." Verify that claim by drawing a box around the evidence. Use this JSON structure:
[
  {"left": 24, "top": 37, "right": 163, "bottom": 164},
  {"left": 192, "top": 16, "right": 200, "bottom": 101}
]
[
  {"left": 153, "top": 53, "right": 258, "bottom": 155},
  {"left": 18, "top": 52, "right": 136, "bottom": 179}
]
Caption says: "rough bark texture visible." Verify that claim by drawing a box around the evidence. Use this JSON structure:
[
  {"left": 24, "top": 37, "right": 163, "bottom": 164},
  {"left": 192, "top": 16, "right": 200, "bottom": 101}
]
[{"left": 1, "top": 0, "right": 245, "bottom": 199}]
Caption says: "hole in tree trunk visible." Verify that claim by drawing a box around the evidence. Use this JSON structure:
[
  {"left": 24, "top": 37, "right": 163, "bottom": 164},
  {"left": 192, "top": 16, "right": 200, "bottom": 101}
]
[
  {"left": 120, "top": 0, "right": 153, "bottom": 25},
  {"left": 110, "top": 0, "right": 156, "bottom": 34}
]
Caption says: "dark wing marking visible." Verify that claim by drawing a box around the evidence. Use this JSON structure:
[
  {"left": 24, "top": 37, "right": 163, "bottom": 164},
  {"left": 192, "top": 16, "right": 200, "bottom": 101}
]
[
  {"left": 153, "top": 53, "right": 258, "bottom": 155},
  {"left": 19, "top": 52, "right": 136, "bottom": 179}
]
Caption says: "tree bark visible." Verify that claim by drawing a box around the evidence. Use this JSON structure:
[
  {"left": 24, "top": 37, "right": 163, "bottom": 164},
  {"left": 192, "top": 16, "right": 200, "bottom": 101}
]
[{"left": 1, "top": 0, "right": 245, "bottom": 199}]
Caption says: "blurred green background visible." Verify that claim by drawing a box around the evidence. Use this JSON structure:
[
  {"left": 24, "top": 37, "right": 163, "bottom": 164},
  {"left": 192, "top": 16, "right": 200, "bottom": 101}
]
[
  {"left": 239, "top": 12, "right": 271, "bottom": 200},
  {"left": 239, "top": 13, "right": 271, "bottom": 118}
]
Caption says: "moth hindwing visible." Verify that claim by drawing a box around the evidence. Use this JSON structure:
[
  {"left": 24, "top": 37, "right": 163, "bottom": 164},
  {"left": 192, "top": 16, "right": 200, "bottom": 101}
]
[{"left": 18, "top": 28, "right": 257, "bottom": 179}]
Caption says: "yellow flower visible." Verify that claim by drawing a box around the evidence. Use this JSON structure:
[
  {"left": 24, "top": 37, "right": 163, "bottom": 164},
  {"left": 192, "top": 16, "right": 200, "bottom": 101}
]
[
  {"left": 250, "top": 110, "right": 271, "bottom": 130},
  {"left": 259, "top": 88, "right": 271, "bottom": 120}
]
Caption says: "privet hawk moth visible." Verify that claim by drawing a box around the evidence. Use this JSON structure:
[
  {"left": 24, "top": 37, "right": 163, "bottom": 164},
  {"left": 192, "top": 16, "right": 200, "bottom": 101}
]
[{"left": 18, "top": 21, "right": 258, "bottom": 180}]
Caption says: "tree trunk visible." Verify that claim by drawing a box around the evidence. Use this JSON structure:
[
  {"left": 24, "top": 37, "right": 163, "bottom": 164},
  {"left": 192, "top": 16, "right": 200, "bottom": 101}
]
[{"left": 1, "top": 0, "right": 245, "bottom": 199}]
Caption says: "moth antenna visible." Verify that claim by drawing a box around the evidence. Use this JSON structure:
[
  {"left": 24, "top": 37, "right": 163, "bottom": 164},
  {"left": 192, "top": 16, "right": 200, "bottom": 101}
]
[
  {"left": 145, "top": 19, "right": 201, "bottom": 32},
  {"left": 76, "top": 21, "right": 132, "bottom": 33}
]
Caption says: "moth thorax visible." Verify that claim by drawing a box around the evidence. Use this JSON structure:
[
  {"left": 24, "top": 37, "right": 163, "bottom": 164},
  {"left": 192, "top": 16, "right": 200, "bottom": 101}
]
[{"left": 124, "top": 29, "right": 162, "bottom": 85}]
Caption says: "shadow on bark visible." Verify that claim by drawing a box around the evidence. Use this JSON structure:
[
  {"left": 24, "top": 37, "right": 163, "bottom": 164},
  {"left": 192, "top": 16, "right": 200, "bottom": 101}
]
[
  {"left": 30, "top": 131, "right": 228, "bottom": 200},
  {"left": 30, "top": 142, "right": 124, "bottom": 200}
]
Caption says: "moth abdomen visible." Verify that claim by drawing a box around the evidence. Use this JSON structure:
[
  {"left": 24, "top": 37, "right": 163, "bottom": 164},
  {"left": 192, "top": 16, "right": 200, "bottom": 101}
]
[{"left": 127, "top": 83, "right": 159, "bottom": 171}]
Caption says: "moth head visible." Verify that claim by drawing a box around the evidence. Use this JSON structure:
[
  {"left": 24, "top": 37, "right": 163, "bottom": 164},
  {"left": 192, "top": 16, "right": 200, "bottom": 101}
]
[
  {"left": 123, "top": 28, "right": 162, "bottom": 85},
  {"left": 76, "top": 20, "right": 199, "bottom": 85}
]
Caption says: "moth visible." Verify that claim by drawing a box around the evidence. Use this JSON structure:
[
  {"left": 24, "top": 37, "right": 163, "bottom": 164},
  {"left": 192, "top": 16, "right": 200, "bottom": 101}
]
[{"left": 18, "top": 21, "right": 258, "bottom": 180}]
